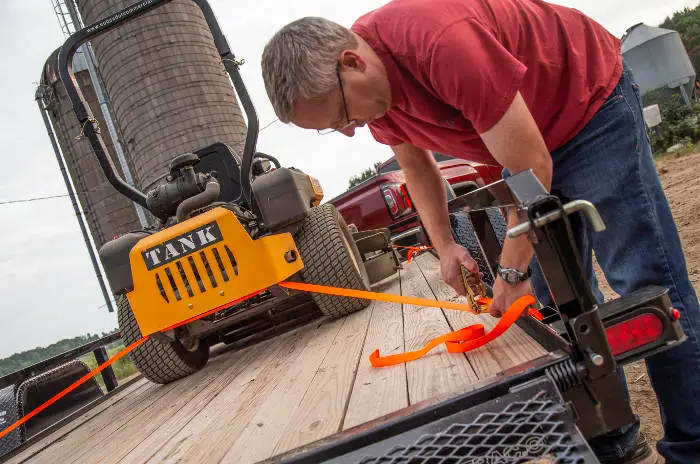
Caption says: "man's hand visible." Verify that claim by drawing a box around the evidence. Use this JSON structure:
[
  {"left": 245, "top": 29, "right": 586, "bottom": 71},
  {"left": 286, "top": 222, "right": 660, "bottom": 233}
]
[
  {"left": 489, "top": 276, "right": 533, "bottom": 317},
  {"left": 388, "top": 142, "right": 482, "bottom": 297},
  {"left": 438, "top": 242, "right": 479, "bottom": 297}
]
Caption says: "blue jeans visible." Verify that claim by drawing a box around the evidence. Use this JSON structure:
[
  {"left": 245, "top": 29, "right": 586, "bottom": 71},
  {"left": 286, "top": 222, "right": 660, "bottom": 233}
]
[{"left": 513, "top": 64, "right": 700, "bottom": 463}]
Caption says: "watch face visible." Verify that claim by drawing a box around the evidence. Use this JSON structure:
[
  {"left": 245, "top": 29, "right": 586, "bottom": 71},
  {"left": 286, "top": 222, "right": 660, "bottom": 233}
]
[{"left": 499, "top": 267, "right": 526, "bottom": 283}]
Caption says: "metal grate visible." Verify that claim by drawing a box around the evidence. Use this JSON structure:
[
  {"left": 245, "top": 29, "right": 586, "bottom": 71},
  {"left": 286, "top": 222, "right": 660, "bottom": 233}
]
[
  {"left": 358, "top": 391, "right": 586, "bottom": 464},
  {"left": 155, "top": 245, "right": 238, "bottom": 302}
]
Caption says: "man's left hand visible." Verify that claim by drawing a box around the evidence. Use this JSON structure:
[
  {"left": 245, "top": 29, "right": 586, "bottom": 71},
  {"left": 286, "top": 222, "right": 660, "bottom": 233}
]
[{"left": 489, "top": 276, "right": 533, "bottom": 317}]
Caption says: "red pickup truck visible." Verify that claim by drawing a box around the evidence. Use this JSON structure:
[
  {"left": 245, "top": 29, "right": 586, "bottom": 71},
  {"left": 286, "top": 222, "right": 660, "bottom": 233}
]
[{"left": 328, "top": 152, "right": 502, "bottom": 249}]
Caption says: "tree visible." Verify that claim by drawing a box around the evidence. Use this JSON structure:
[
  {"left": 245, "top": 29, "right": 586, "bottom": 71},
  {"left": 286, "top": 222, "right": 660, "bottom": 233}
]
[
  {"left": 642, "top": 6, "right": 700, "bottom": 153},
  {"left": 660, "top": 5, "right": 700, "bottom": 75},
  {"left": 348, "top": 161, "right": 382, "bottom": 189}
]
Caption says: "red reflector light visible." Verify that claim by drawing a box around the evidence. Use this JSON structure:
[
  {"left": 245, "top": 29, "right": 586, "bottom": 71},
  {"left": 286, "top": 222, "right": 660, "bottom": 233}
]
[
  {"left": 605, "top": 313, "right": 664, "bottom": 356},
  {"left": 672, "top": 308, "right": 681, "bottom": 320},
  {"left": 400, "top": 184, "right": 413, "bottom": 209}
]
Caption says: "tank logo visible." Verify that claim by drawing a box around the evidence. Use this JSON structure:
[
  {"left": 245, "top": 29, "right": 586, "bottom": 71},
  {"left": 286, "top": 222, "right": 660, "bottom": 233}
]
[{"left": 142, "top": 221, "right": 222, "bottom": 270}]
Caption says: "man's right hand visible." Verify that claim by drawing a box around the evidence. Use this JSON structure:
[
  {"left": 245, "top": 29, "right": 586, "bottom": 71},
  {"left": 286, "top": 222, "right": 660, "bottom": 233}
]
[{"left": 438, "top": 241, "right": 479, "bottom": 297}]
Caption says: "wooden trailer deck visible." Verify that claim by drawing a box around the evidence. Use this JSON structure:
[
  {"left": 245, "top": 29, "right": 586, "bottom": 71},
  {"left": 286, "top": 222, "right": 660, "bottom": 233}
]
[{"left": 5, "top": 253, "right": 548, "bottom": 464}]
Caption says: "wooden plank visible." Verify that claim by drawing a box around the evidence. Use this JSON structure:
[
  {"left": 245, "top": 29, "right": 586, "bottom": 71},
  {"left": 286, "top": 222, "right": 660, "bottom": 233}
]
[
  {"left": 414, "top": 253, "right": 503, "bottom": 379},
  {"left": 271, "top": 298, "right": 375, "bottom": 455},
  {"left": 148, "top": 317, "right": 343, "bottom": 464},
  {"left": 14, "top": 374, "right": 175, "bottom": 464},
  {"left": 62, "top": 341, "right": 280, "bottom": 464},
  {"left": 218, "top": 314, "right": 351, "bottom": 464},
  {"left": 400, "top": 260, "right": 479, "bottom": 405},
  {"left": 3, "top": 377, "right": 150, "bottom": 464},
  {"left": 342, "top": 274, "right": 408, "bottom": 430},
  {"left": 108, "top": 339, "right": 280, "bottom": 464},
  {"left": 415, "top": 253, "right": 546, "bottom": 376}
]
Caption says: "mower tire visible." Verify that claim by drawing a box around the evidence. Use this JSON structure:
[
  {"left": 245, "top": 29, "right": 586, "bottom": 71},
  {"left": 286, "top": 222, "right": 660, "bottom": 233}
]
[
  {"left": 117, "top": 296, "right": 209, "bottom": 384},
  {"left": 449, "top": 209, "right": 507, "bottom": 287},
  {"left": 295, "top": 203, "right": 371, "bottom": 318}
]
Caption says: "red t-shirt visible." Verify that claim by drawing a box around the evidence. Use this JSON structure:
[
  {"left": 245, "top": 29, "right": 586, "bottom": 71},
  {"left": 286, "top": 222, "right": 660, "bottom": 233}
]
[{"left": 350, "top": 0, "right": 623, "bottom": 165}]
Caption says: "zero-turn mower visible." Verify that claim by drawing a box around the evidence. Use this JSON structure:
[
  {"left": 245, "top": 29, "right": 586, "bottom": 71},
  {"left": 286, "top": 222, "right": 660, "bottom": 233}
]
[{"left": 56, "top": 0, "right": 400, "bottom": 384}]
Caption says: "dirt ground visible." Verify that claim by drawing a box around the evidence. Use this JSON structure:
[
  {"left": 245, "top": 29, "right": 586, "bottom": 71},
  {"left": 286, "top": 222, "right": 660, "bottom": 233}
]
[{"left": 592, "top": 151, "right": 700, "bottom": 448}]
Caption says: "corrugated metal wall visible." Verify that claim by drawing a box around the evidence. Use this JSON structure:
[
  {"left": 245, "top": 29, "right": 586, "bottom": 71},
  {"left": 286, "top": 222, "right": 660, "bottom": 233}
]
[
  {"left": 40, "top": 48, "right": 141, "bottom": 249},
  {"left": 75, "top": 0, "right": 248, "bottom": 194}
]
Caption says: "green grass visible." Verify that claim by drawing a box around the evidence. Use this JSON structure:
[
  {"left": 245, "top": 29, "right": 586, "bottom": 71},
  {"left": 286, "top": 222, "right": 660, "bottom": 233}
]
[
  {"left": 654, "top": 141, "right": 700, "bottom": 162},
  {"left": 79, "top": 341, "right": 138, "bottom": 392}
]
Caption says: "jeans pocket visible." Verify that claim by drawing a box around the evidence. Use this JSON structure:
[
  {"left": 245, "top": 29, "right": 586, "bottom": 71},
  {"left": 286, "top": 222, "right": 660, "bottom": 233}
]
[{"left": 600, "top": 93, "right": 626, "bottom": 111}]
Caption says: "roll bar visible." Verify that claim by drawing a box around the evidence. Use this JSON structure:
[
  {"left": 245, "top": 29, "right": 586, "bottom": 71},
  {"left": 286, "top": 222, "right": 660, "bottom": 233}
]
[{"left": 57, "top": 0, "right": 260, "bottom": 210}]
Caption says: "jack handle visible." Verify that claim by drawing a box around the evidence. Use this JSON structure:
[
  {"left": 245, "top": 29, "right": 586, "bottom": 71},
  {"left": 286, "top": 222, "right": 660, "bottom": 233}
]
[{"left": 507, "top": 199, "right": 606, "bottom": 239}]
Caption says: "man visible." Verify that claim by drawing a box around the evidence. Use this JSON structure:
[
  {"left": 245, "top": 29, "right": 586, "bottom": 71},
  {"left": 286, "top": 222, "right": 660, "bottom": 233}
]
[{"left": 260, "top": 1, "right": 700, "bottom": 462}]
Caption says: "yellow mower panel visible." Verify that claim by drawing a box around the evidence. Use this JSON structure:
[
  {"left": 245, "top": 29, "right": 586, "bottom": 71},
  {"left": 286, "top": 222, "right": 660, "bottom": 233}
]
[{"left": 126, "top": 207, "right": 304, "bottom": 336}]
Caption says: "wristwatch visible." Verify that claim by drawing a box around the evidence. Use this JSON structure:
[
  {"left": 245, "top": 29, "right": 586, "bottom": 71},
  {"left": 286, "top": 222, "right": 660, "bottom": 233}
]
[{"left": 497, "top": 265, "right": 531, "bottom": 285}]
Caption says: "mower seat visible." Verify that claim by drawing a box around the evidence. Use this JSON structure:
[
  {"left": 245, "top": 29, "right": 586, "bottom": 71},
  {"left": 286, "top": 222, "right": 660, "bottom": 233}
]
[{"left": 194, "top": 142, "right": 246, "bottom": 206}]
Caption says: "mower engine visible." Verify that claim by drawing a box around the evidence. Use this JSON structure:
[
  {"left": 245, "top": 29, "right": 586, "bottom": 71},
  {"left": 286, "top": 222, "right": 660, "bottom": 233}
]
[{"left": 146, "top": 153, "right": 221, "bottom": 224}]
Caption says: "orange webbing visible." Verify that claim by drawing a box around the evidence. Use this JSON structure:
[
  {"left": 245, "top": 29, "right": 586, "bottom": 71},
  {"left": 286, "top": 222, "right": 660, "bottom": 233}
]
[
  {"left": 279, "top": 281, "right": 484, "bottom": 314},
  {"left": 368, "top": 294, "right": 536, "bottom": 367},
  {"left": 0, "top": 288, "right": 265, "bottom": 442},
  {"left": 392, "top": 244, "right": 433, "bottom": 263},
  {"left": 0, "top": 283, "right": 538, "bottom": 441}
]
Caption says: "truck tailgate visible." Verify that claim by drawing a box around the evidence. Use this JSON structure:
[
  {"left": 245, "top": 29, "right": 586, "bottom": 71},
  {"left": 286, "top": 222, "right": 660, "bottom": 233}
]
[{"left": 4, "top": 254, "right": 549, "bottom": 464}]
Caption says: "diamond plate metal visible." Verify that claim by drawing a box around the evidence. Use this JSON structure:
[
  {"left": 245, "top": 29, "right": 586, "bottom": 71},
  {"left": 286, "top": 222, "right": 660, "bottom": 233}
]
[{"left": 357, "top": 391, "right": 586, "bottom": 464}]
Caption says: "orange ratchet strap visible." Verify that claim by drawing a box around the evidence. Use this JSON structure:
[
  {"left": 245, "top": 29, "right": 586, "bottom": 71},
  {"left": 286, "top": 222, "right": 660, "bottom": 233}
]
[
  {"left": 392, "top": 244, "right": 433, "bottom": 263},
  {"left": 0, "top": 282, "right": 540, "bottom": 441},
  {"left": 0, "top": 289, "right": 264, "bottom": 442},
  {"left": 278, "top": 282, "right": 540, "bottom": 367},
  {"left": 368, "top": 294, "right": 536, "bottom": 367},
  {"left": 280, "top": 281, "right": 487, "bottom": 314}
]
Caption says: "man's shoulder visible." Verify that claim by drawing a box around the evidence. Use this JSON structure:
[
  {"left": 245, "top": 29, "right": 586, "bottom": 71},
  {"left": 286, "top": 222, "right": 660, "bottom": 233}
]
[{"left": 351, "top": 0, "right": 465, "bottom": 54}]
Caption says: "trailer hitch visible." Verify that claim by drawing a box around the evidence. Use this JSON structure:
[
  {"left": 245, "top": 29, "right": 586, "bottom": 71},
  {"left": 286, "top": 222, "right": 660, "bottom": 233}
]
[{"left": 507, "top": 199, "right": 607, "bottom": 238}]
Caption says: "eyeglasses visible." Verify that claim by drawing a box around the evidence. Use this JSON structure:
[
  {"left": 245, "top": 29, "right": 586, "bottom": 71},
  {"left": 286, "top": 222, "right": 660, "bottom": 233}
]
[{"left": 318, "top": 66, "right": 358, "bottom": 135}]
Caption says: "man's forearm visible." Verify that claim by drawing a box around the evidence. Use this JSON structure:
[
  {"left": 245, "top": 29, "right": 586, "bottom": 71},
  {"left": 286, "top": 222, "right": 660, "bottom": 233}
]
[
  {"left": 498, "top": 154, "right": 553, "bottom": 271},
  {"left": 478, "top": 92, "right": 554, "bottom": 274},
  {"left": 390, "top": 144, "right": 455, "bottom": 252}
]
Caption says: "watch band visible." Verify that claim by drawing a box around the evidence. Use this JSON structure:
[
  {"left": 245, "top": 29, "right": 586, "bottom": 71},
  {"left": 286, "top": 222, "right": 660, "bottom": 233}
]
[{"left": 497, "top": 265, "right": 531, "bottom": 284}]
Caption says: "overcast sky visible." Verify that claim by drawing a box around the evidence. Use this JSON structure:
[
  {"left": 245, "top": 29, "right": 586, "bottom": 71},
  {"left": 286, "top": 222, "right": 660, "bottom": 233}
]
[{"left": 0, "top": 0, "right": 697, "bottom": 359}]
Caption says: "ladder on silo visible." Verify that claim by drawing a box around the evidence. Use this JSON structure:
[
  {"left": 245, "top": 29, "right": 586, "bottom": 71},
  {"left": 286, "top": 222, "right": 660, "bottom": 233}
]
[
  {"left": 49, "top": 0, "right": 151, "bottom": 230},
  {"left": 52, "top": 0, "right": 79, "bottom": 36}
]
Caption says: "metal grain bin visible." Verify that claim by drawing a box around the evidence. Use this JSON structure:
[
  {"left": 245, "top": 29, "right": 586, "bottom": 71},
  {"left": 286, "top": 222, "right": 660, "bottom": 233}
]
[
  {"left": 75, "top": 0, "right": 248, "bottom": 194},
  {"left": 622, "top": 23, "right": 696, "bottom": 102},
  {"left": 39, "top": 47, "right": 142, "bottom": 249}
]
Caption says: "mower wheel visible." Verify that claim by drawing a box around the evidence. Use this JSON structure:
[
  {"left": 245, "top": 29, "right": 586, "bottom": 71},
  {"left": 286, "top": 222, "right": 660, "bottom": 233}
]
[
  {"left": 117, "top": 296, "right": 209, "bottom": 384},
  {"left": 295, "top": 203, "right": 371, "bottom": 318},
  {"left": 449, "top": 209, "right": 507, "bottom": 287}
]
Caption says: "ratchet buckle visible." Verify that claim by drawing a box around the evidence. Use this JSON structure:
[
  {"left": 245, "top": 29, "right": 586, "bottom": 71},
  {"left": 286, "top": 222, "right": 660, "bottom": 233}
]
[{"left": 460, "top": 265, "right": 490, "bottom": 314}]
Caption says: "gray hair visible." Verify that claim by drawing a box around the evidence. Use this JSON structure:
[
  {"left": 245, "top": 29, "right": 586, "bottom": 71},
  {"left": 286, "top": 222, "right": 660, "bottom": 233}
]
[{"left": 261, "top": 17, "right": 358, "bottom": 123}]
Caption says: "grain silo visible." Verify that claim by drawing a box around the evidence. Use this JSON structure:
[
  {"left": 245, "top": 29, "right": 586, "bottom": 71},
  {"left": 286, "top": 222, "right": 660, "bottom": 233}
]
[
  {"left": 74, "top": 0, "right": 248, "bottom": 195},
  {"left": 38, "top": 47, "right": 143, "bottom": 249},
  {"left": 621, "top": 23, "right": 696, "bottom": 104}
]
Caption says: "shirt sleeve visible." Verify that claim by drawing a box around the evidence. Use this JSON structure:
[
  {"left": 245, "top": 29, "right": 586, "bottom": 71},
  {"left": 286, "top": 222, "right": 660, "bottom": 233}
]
[{"left": 427, "top": 19, "right": 528, "bottom": 134}]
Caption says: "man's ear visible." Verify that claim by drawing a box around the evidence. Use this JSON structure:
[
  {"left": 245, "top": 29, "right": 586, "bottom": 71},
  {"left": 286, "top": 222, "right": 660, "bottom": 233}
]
[{"left": 339, "top": 50, "right": 367, "bottom": 72}]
